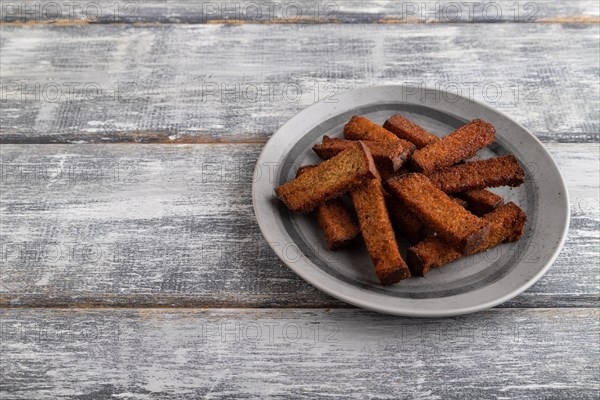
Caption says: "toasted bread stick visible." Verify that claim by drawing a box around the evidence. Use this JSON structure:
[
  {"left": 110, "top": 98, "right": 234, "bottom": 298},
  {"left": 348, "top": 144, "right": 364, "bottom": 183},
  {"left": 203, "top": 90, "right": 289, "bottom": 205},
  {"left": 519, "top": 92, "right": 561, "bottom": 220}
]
[
  {"left": 407, "top": 202, "right": 526, "bottom": 276},
  {"left": 344, "top": 116, "right": 402, "bottom": 144},
  {"left": 317, "top": 200, "right": 361, "bottom": 250},
  {"left": 383, "top": 114, "right": 439, "bottom": 149},
  {"left": 428, "top": 155, "right": 525, "bottom": 193},
  {"left": 313, "top": 136, "right": 412, "bottom": 173},
  {"left": 457, "top": 189, "right": 504, "bottom": 217},
  {"left": 351, "top": 173, "right": 411, "bottom": 285},
  {"left": 387, "top": 193, "right": 468, "bottom": 244},
  {"left": 275, "top": 142, "right": 377, "bottom": 213},
  {"left": 410, "top": 119, "right": 496, "bottom": 173},
  {"left": 296, "top": 166, "right": 360, "bottom": 250},
  {"left": 386, "top": 173, "right": 491, "bottom": 254}
]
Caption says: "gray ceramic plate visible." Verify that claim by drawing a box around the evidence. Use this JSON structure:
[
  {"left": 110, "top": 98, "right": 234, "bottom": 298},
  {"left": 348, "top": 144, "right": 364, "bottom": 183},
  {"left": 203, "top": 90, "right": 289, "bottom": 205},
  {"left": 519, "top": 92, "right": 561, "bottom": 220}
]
[{"left": 252, "top": 85, "right": 569, "bottom": 317}]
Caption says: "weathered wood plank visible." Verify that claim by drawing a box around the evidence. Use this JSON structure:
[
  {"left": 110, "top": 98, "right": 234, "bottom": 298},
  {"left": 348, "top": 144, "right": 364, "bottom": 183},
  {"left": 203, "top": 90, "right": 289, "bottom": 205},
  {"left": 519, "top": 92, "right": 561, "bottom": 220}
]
[
  {"left": 0, "top": 308, "right": 598, "bottom": 399},
  {"left": 2, "top": 0, "right": 598, "bottom": 24},
  {"left": 0, "top": 23, "right": 598, "bottom": 143},
  {"left": 0, "top": 143, "right": 597, "bottom": 308}
]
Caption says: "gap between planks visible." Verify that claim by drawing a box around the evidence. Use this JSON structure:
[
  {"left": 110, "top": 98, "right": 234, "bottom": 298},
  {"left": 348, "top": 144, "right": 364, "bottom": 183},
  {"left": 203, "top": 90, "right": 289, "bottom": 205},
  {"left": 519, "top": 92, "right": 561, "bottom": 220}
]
[
  {"left": 1, "top": 306, "right": 595, "bottom": 312},
  {"left": 2, "top": 17, "right": 599, "bottom": 27},
  {"left": 0, "top": 136, "right": 269, "bottom": 145},
  {"left": 1, "top": 290, "right": 596, "bottom": 310},
  {"left": 2, "top": 303, "right": 596, "bottom": 310}
]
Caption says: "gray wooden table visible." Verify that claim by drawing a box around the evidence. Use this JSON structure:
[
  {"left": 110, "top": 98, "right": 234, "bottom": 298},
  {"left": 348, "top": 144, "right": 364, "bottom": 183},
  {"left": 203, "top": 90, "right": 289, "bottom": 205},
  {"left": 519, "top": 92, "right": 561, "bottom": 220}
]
[{"left": 1, "top": 1, "right": 599, "bottom": 398}]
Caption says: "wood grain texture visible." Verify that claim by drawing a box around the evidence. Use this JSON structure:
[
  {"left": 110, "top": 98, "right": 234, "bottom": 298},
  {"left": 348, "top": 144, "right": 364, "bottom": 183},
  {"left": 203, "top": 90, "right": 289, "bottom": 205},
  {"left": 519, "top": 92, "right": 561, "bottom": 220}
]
[
  {"left": 1, "top": 143, "right": 597, "bottom": 308},
  {"left": 2, "top": 0, "right": 598, "bottom": 24},
  {"left": 1, "top": 308, "right": 598, "bottom": 399},
  {"left": 1, "top": 23, "right": 598, "bottom": 143}
]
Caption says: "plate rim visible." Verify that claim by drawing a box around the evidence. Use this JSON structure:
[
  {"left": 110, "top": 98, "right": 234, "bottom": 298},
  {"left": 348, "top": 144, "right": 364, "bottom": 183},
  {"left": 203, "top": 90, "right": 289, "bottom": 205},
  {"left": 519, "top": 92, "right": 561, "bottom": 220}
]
[{"left": 252, "top": 84, "right": 570, "bottom": 317}]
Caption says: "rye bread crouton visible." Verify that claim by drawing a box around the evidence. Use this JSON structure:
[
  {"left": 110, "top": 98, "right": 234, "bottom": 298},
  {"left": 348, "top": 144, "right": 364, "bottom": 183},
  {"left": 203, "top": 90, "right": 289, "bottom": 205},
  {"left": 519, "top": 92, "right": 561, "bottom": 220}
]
[
  {"left": 383, "top": 114, "right": 439, "bottom": 149},
  {"left": 410, "top": 119, "right": 496, "bottom": 173},
  {"left": 456, "top": 189, "right": 504, "bottom": 216},
  {"left": 428, "top": 155, "right": 525, "bottom": 193},
  {"left": 386, "top": 173, "right": 491, "bottom": 254},
  {"left": 387, "top": 193, "right": 468, "bottom": 245},
  {"left": 343, "top": 116, "right": 403, "bottom": 144},
  {"left": 407, "top": 202, "right": 527, "bottom": 276},
  {"left": 275, "top": 141, "right": 377, "bottom": 213},
  {"left": 296, "top": 166, "right": 360, "bottom": 250},
  {"left": 351, "top": 174, "right": 411, "bottom": 285}
]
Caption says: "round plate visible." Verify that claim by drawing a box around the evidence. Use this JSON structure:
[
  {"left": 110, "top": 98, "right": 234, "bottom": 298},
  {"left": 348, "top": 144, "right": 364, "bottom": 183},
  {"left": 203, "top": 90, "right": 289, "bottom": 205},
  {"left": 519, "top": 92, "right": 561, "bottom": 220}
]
[{"left": 252, "top": 85, "right": 569, "bottom": 317}]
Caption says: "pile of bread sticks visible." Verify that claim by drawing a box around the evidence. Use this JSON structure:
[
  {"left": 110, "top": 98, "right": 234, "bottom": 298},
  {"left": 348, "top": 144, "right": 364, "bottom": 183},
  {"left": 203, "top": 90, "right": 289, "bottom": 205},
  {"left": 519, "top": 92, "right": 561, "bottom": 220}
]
[{"left": 275, "top": 114, "right": 526, "bottom": 286}]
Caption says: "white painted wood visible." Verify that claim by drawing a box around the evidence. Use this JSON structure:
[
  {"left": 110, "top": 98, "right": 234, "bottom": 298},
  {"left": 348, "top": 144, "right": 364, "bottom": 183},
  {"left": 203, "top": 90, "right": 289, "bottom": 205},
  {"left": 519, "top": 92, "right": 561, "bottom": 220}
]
[
  {"left": 0, "top": 23, "right": 598, "bottom": 143},
  {"left": 2, "top": 0, "right": 598, "bottom": 24},
  {"left": 1, "top": 6, "right": 597, "bottom": 396},
  {"left": 1, "top": 308, "right": 598, "bottom": 399},
  {"left": 1, "top": 143, "right": 597, "bottom": 307}
]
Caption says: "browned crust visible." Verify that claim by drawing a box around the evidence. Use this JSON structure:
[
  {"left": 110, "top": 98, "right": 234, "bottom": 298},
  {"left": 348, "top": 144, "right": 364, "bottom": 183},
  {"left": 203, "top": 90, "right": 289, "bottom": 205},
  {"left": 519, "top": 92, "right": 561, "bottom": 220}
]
[
  {"left": 313, "top": 135, "right": 412, "bottom": 173},
  {"left": 504, "top": 203, "right": 527, "bottom": 242},
  {"left": 406, "top": 241, "right": 460, "bottom": 277},
  {"left": 343, "top": 116, "right": 400, "bottom": 143},
  {"left": 407, "top": 202, "right": 527, "bottom": 276},
  {"left": 383, "top": 114, "right": 439, "bottom": 149},
  {"left": 296, "top": 166, "right": 360, "bottom": 250},
  {"left": 457, "top": 189, "right": 504, "bottom": 217},
  {"left": 275, "top": 142, "right": 377, "bottom": 213},
  {"left": 385, "top": 173, "right": 491, "bottom": 254},
  {"left": 428, "top": 155, "right": 525, "bottom": 193},
  {"left": 351, "top": 176, "right": 411, "bottom": 285},
  {"left": 316, "top": 199, "right": 361, "bottom": 250},
  {"left": 387, "top": 194, "right": 467, "bottom": 244},
  {"left": 410, "top": 119, "right": 496, "bottom": 173}
]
